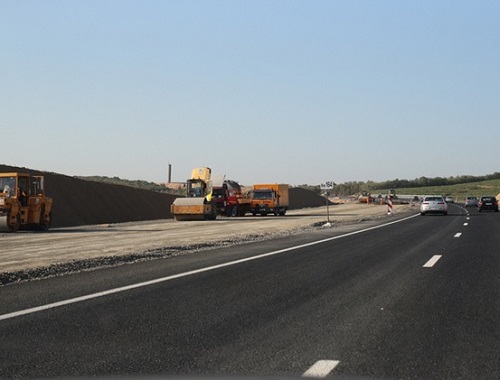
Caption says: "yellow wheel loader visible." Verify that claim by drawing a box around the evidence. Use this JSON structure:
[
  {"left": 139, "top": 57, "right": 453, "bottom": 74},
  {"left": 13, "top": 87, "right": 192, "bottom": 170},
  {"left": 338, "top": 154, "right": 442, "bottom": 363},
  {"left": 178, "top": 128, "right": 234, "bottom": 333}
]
[
  {"left": 0, "top": 172, "right": 53, "bottom": 232},
  {"left": 170, "top": 167, "right": 217, "bottom": 221}
]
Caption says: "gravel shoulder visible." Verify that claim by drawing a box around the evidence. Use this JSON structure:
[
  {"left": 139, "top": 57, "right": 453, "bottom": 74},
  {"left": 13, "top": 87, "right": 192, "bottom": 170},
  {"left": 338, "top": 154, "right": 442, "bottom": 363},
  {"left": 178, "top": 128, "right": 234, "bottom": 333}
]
[{"left": 0, "top": 202, "right": 417, "bottom": 285}]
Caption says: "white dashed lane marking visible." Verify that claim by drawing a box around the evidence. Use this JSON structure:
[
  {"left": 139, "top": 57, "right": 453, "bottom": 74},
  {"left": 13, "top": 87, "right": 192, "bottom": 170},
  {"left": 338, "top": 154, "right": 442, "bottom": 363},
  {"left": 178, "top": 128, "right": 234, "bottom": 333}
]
[
  {"left": 303, "top": 360, "right": 340, "bottom": 378},
  {"left": 423, "top": 255, "right": 442, "bottom": 268},
  {"left": 454, "top": 232, "right": 462, "bottom": 238}
]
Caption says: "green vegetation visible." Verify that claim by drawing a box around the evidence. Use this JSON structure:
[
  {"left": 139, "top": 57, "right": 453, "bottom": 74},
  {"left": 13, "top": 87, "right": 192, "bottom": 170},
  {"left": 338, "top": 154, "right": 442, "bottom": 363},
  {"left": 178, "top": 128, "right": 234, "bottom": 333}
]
[
  {"left": 77, "top": 173, "right": 500, "bottom": 202},
  {"left": 324, "top": 173, "right": 500, "bottom": 202},
  {"left": 372, "top": 179, "right": 500, "bottom": 202}
]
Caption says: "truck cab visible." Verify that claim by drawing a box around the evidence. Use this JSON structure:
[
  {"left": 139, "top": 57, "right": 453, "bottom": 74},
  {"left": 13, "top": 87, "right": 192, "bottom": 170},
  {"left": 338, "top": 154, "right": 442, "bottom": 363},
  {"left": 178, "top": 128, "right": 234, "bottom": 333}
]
[{"left": 250, "top": 184, "right": 289, "bottom": 216}]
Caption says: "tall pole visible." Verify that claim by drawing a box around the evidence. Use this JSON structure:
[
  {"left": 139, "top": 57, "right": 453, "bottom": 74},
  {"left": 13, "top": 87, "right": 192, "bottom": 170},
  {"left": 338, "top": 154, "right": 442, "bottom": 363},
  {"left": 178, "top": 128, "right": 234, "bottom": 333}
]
[{"left": 326, "top": 192, "right": 330, "bottom": 223}]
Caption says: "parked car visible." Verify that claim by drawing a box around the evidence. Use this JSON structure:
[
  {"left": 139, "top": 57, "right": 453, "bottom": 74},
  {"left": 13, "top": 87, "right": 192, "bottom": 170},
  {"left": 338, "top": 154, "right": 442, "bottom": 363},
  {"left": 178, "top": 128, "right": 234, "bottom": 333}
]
[
  {"left": 420, "top": 196, "right": 448, "bottom": 215},
  {"left": 464, "top": 196, "right": 478, "bottom": 207},
  {"left": 477, "top": 196, "right": 499, "bottom": 212},
  {"left": 445, "top": 196, "right": 454, "bottom": 203}
]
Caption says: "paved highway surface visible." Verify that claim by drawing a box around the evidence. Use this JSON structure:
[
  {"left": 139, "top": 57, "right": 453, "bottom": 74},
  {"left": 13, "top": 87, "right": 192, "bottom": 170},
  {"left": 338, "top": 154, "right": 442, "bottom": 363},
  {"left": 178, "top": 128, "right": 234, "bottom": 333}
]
[{"left": 0, "top": 204, "right": 498, "bottom": 379}]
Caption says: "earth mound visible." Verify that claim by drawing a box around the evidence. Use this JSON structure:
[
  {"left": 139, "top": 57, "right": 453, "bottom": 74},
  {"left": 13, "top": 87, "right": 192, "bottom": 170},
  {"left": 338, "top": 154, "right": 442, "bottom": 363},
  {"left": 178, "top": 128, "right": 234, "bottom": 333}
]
[{"left": 1, "top": 164, "right": 329, "bottom": 228}]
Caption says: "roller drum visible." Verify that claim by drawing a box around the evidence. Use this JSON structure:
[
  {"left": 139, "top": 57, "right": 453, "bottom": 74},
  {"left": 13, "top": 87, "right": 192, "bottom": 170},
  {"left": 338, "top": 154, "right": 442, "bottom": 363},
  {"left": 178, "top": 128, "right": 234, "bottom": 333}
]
[{"left": 0, "top": 215, "right": 8, "bottom": 231}]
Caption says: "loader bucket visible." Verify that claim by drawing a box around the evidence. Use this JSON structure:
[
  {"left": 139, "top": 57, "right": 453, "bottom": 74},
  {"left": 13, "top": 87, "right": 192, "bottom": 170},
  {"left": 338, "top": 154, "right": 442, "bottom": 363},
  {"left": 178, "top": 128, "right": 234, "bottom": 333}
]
[{"left": 171, "top": 198, "right": 215, "bottom": 221}]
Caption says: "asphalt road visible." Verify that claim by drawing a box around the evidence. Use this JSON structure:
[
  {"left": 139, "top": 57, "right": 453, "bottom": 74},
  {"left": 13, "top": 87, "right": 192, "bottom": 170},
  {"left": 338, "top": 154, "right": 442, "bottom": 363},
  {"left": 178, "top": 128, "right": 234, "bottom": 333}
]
[{"left": 0, "top": 204, "right": 498, "bottom": 379}]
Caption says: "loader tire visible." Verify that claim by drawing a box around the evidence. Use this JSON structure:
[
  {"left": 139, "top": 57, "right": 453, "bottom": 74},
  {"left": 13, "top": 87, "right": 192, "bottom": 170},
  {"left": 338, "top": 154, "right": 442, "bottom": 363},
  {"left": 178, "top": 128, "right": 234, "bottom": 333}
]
[
  {"left": 8, "top": 212, "right": 20, "bottom": 232},
  {"left": 39, "top": 208, "right": 52, "bottom": 231}
]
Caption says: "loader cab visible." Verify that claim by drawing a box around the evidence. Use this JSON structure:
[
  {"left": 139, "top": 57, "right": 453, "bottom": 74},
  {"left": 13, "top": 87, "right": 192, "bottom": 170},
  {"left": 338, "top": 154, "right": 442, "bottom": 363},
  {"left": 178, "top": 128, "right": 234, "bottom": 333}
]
[
  {"left": 16, "top": 175, "right": 45, "bottom": 206},
  {"left": 186, "top": 179, "right": 209, "bottom": 198},
  {"left": 0, "top": 172, "right": 53, "bottom": 232}
]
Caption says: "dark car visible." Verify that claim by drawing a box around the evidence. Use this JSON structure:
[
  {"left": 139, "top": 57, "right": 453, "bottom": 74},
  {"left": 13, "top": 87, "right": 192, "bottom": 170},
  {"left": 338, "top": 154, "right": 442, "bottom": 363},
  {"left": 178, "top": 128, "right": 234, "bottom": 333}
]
[{"left": 477, "top": 196, "right": 499, "bottom": 212}]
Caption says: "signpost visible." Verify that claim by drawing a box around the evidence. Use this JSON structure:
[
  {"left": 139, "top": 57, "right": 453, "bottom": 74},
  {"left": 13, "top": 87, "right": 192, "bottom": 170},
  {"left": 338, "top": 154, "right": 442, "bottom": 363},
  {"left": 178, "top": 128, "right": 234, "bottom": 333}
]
[{"left": 320, "top": 181, "right": 335, "bottom": 224}]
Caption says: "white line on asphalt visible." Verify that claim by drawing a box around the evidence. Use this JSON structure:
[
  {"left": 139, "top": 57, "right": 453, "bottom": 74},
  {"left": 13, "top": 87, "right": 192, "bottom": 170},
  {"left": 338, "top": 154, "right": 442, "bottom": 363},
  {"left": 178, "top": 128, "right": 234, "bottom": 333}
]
[
  {"left": 454, "top": 232, "right": 462, "bottom": 238},
  {"left": 463, "top": 223, "right": 468, "bottom": 226},
  {"left": 302, "top": 360, "right": 340, "bottom": 378},
  {"left": 423, "top": 255, "right": 442, "bottom": 267},
  {"left": 0, "top": 214, "right": 421, "bottom": 322}
]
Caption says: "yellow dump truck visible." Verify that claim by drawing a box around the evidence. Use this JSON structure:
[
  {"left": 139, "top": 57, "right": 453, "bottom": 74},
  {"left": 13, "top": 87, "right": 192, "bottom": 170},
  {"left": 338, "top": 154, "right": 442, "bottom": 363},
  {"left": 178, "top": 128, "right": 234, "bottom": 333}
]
[
  {"left": 0, "top": 172, "right": 53, "bottom": 232},
  {"left": 250, "top": 183, "right": 289, "bottom": 216},
  {"left": 170, "top": 167, "right": 217, "bottom": 221}
]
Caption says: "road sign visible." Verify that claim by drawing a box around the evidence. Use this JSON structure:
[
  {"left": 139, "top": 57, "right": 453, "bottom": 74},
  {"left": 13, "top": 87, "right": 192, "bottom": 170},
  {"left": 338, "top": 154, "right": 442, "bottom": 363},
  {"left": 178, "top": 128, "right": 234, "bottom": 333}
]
[
  {"left": 320, "top": 181, "right": 335, "bottom": 190},
  {"left": 320, "top": 181, "right": 335, "bottom": 224}
]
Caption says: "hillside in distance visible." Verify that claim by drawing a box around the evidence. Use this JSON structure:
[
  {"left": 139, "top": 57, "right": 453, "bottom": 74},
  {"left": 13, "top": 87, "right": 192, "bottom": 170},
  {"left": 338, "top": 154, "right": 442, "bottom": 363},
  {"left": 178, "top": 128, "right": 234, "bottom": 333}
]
[{"left": 373, "top": 179, "right": 500, "bottom": 201}]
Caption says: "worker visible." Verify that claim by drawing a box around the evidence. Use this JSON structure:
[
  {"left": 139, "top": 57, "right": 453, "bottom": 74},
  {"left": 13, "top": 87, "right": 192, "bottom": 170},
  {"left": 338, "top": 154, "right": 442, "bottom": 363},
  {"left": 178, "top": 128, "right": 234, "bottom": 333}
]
[{"left": 18, "top": 187, "right": 27, "bottom": 206}]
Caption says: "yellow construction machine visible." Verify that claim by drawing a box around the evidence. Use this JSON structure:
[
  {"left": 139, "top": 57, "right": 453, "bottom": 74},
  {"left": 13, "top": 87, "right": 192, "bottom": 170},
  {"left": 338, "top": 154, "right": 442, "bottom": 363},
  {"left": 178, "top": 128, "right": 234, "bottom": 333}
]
[
  {"left": 170, "top": 167, "right": 217, "bottom": 221},
  {"left": 0, "top": 172, "right": 53, "bottom": 232}
]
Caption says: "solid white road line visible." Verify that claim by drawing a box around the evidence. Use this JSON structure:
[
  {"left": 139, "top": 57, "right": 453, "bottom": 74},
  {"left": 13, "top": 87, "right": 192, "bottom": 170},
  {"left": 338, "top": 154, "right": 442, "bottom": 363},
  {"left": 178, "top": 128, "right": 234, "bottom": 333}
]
[
  {"left": 423, "top": 255, "right": 442, "bottom": 268},
  {"left": 302, "top": 360, "right": 340, "bottom": 378},
  {"left": 454, "top": 232, "right": 462, "bottom": 238},
  {"left": 0, "top": 213, "right": 421, "bottom": 322}
]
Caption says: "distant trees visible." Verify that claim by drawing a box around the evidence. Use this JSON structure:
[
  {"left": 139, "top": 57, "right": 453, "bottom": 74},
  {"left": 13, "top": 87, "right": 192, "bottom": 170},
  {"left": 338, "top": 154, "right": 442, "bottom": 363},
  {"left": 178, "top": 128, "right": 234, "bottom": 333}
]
[
  {"left": 322, "top": 172, "right": 500, "bottom": 196},
  {"left": 80, "top": 172, "right": 500, "bottom": 197}
]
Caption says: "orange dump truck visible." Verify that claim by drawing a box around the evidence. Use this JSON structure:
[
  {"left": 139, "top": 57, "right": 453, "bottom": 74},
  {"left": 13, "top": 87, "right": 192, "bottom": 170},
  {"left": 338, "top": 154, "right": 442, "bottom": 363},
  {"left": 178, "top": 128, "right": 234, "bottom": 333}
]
[
  {"left": 250, "top": 184, "right": 289, "bottom": 216},
  {"left": 212, "top": 179, "right": 251, "bottom": 217}
]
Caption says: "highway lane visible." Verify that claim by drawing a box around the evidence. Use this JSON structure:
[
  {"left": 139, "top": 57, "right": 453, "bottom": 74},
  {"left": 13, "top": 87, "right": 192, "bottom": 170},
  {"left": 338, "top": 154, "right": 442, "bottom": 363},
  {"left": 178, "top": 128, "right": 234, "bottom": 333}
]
[{"left": 0, "top": 204, "right": 498, "bottom": 379}]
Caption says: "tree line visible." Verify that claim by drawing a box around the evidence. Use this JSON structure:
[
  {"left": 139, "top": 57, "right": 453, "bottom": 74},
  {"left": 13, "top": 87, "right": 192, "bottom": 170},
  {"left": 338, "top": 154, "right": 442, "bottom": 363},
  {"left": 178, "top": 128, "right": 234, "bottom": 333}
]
[
  {"left": 300, "top": 172, "right": 500, "bottom": 196},
  {"left": 79, "top": 172, "right": 500, "bottom": 197}
]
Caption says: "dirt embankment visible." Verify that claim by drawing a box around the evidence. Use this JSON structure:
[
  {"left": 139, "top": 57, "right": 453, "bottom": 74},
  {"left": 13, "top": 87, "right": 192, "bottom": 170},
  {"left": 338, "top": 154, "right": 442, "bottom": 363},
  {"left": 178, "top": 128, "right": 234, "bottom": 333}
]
[{"left": 0, "top": 164, "right": 330, "bottom": 228}]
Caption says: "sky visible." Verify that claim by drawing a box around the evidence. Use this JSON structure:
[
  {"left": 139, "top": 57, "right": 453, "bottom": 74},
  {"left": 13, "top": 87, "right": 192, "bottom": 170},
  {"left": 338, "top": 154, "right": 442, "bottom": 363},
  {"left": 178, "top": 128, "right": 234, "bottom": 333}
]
[{"left": 1, "top": 1, "right": 499, "bottom": 186}]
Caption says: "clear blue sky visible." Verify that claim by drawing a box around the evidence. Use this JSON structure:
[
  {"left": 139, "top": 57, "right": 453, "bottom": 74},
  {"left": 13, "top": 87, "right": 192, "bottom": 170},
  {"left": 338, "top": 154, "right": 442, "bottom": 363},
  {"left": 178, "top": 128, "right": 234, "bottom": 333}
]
[{"left": 1, "top": 1, "right": 499, "bottom": 186}]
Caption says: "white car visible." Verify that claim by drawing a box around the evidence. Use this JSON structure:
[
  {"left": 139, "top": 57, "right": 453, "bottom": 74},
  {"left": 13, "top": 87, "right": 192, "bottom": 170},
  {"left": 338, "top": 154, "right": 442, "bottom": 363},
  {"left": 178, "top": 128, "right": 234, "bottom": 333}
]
[
  {"left": 464, "top": 196, "right": 478, "bottom": 207},
  {"left": 420, "top": 196, "right": 448, "bottom": 215}
]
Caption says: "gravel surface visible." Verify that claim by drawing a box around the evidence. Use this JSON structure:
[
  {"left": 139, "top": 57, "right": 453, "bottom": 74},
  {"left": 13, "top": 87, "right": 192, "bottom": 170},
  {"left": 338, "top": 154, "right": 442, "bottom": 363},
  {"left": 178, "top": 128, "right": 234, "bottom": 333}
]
[
  {"left": 1, "top": 163, "right": 418, "bottom": 286},
  {"left": 0, "top": 202, "right": 417, "bottom": 286}
]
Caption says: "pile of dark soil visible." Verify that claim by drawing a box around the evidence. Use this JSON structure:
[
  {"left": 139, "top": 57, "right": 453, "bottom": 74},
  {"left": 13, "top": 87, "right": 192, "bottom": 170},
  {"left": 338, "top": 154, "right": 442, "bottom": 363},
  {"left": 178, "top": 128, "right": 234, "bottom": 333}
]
[
  {"left": 288, "top": 187, "right": 330, "bottom": 209},
  {"left": 1, "top": 164, "right": 329, "bottom": 228}
]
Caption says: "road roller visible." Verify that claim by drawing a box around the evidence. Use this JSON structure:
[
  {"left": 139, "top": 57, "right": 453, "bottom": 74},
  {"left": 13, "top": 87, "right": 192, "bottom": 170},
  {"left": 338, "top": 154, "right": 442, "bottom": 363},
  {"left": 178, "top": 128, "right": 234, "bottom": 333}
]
[
  {"left": 170, "top": 167, "right": 217, "bottom": 221},
  {"left": 0, "top": 172, "right": 53, "bottom": 232}
]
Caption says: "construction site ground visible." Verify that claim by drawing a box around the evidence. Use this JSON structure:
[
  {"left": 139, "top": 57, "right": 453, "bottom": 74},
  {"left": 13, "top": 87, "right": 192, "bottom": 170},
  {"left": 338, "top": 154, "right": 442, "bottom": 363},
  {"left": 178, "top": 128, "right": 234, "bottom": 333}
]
[{"left": 0, "top": 202, "right": 417, "bottom": 285}]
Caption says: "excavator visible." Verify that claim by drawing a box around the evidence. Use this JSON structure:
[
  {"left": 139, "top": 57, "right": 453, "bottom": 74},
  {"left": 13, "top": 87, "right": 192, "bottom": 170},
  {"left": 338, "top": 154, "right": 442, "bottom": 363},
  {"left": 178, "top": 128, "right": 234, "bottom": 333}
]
[
  {"left": 0, "top": 172, "right": 53, "bottom": 232},
  {"left": 170, "top": 167, "right": 217, "bottom": 221}
]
